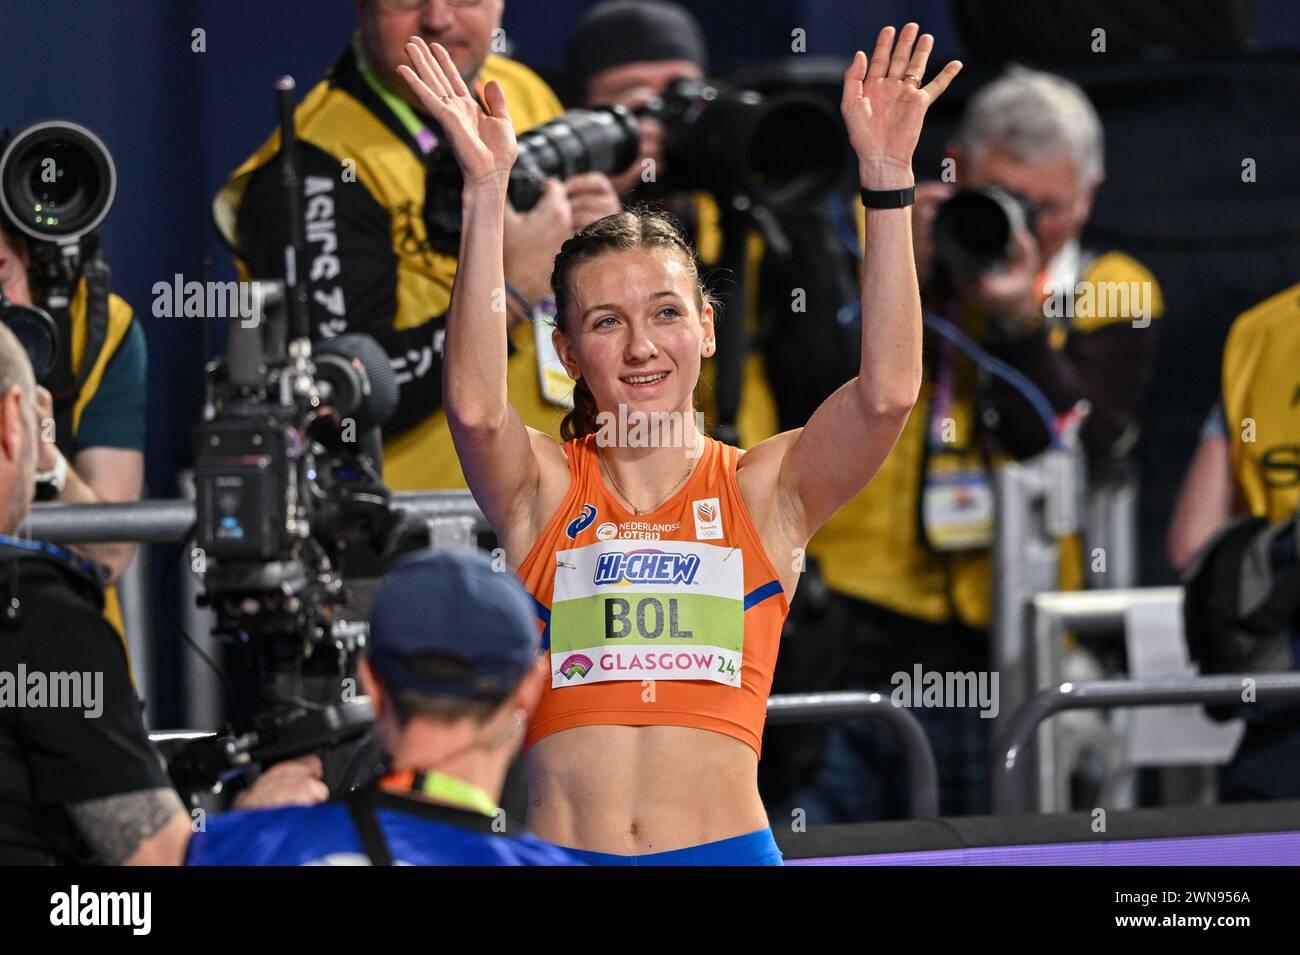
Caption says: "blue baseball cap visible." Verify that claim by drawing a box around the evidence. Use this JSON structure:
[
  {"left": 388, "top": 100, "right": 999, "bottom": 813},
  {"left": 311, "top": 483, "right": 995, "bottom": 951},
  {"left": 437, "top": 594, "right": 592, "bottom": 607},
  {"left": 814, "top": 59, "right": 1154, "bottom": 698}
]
[{"left": 367, "top": 549, "right": 540, "bottom": 699}]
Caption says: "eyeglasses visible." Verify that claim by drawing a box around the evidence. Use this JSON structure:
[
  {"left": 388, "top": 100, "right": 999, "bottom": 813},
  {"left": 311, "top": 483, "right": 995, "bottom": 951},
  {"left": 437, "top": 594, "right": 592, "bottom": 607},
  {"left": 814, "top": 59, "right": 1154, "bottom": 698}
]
[{"left": 379, "top": 0, "right": 484, "bottom": 11}]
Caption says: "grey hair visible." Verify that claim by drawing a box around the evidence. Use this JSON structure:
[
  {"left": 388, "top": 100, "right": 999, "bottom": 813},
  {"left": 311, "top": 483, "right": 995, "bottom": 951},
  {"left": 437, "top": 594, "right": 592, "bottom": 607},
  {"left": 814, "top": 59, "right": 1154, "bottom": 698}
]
[
  {"left": 956, "top": 65, "right": 1104, "bottom": 185},
  {"left": 0, "top": 323, "right": 35, "bottom": 407}
]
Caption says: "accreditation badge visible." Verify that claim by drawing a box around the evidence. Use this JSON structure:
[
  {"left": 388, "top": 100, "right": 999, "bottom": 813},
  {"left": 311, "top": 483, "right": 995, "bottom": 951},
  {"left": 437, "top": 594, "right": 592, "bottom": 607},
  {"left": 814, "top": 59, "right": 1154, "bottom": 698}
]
[
  {"left": 921, "top": 466, "right": 994, "bottom": 551},
  {"left": 533, "top": 298, "right": 574, "bottom": 409}
]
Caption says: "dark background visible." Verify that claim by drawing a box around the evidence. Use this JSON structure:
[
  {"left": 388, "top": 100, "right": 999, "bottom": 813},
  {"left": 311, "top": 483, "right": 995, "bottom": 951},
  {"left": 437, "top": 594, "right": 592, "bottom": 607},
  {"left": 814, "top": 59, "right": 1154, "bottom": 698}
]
[{"left": 3, "top": 1, "right": 1299, "bottom": 722}]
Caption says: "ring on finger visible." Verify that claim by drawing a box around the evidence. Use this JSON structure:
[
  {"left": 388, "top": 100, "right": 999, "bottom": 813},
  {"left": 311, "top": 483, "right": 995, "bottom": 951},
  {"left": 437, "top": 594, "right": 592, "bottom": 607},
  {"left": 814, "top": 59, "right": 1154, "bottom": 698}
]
[{"left": 902, "top": 72, "right": 923, "bottom": 86}]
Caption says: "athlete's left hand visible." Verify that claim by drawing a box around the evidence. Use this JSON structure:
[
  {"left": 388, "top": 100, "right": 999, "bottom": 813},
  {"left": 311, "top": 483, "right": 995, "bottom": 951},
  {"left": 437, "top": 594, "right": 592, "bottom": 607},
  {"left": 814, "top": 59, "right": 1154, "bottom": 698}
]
[{"left": 841, "top": 23, "right": 962, "bottom": 189}]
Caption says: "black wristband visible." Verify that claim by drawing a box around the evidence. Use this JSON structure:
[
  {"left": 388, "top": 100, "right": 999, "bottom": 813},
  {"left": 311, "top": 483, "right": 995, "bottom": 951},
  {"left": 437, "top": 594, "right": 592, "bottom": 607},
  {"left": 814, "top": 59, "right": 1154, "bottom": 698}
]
[{"left": 859, "top": 185, "right": 916, "bottom": 209}]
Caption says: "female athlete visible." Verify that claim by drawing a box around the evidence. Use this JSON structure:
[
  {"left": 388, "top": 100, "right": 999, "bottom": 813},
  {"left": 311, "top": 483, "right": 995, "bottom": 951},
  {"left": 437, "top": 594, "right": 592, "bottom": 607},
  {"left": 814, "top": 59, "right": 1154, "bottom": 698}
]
[{"left": 398, "top": 23, "right": 960, "bottom": 864}]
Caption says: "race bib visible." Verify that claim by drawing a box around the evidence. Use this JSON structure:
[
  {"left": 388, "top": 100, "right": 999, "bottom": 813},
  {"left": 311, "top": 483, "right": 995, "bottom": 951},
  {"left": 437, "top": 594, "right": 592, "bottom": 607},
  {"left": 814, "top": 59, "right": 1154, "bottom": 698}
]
[
  {"left": 922, "top": 467, "right": 994, "bottom": 551},
  {"left": 548, "top": 539, "right": 744, "bottom": 687}
]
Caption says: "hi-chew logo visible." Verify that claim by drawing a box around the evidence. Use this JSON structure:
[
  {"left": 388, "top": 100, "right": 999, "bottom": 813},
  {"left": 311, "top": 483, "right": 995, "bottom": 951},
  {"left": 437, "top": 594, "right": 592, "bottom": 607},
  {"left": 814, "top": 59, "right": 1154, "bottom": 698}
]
[
  {"left": 593, "top": 549, "right": 701, "bottom": 587},
  {"left": 558, "top": 653, "right": 594, "bottom": 680},
  {"left": 693, "top": 497, "right": 722, "bottom": 540},
  {"left": 566, "top": 503, "right": 598, "bottom": 539}
]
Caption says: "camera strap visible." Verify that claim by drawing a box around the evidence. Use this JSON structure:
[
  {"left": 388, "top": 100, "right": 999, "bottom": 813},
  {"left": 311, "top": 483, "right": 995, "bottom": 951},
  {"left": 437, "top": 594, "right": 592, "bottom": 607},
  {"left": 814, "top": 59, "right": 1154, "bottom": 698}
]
[
  {"left": 343, "top": 786, "right": 395, "bottom": 866},
  {"left": 46, "top": 251, "right": 112, "bottom": 458},
  {"left": 343, "top": 771, "right": 500, "bottom": 866},
  {"left": 354, "top": 35, "right": 441, "bottom": 156}
]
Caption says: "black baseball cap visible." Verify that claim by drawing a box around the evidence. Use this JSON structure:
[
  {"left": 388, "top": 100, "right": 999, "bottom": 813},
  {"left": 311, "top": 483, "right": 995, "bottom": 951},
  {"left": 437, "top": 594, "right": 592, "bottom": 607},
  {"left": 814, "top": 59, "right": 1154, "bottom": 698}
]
[{"left": 567, "top": 0, "right": 709, "bottom": 98}]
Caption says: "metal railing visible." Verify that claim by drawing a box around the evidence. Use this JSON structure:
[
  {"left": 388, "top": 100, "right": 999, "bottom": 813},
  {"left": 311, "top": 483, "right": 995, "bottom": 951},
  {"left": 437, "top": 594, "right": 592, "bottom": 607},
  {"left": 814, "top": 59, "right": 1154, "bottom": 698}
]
[
  {"left": 22, "top": 492, "right": 489, "bottom": 544},
  {"left": 991, "top": 674, "right": 1300, "bottom": 813},
  {"left": 23, "top": 494, "right": 489, "bottom": 726},
  {"left": 149, "top": 691, "right": 941, "bottom": 819},
  {"left": 767, "top": 691, "right": 939, "bottom": 819},
  {"left": 1021, "top": 587, "right": 1185, "bottom": 812}
]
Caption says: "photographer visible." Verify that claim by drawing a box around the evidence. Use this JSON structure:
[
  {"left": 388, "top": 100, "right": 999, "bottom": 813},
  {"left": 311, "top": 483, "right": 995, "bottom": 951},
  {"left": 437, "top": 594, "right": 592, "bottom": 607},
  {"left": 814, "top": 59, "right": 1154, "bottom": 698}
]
[
  {"left": 566, "top": 0, "right": 778, "bottom": 448},
  {"left": 215, "top": 0, "right": 619, "bottom": 493},
  {"left": 1169, "top": 282, "right": 1300, "bottom": 801},
  {"left": 185, "top": 550, "right": 579, "bottom": 866},
  {"left": 0, "top": 211, "right": 145, "bottom": 637},
  {"left": 785, "top": 67, "right": 1164, "bottom": 822},
  {"left": 0, "top": 323, "right": 325, "bottom": 865}
]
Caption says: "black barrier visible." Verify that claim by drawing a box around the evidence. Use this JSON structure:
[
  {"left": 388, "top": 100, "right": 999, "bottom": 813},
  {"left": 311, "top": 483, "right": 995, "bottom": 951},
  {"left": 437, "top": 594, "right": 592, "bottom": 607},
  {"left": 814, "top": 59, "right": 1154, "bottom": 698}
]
[
  {"left": 766, "top": 691, "right": 940, "bottom": 819},
  {"left": 991, "top": 675, "right": 1300, "bottom": 814}
]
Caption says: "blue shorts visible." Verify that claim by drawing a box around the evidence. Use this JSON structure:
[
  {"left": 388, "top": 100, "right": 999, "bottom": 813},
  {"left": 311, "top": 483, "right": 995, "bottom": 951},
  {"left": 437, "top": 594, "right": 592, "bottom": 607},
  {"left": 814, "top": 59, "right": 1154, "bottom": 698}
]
[{"left": 563, "top": 828, "right": 784, "bottom": 866}]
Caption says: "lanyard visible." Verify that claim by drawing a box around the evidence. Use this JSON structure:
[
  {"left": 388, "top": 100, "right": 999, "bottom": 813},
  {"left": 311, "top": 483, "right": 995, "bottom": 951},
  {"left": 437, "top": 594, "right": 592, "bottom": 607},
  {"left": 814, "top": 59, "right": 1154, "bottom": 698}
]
[
  {"left": 353, "top": 34, "right": 441, "bottom": 154},
  {"left": 380, "top": 769, "right": 499, "bottom": 818},
  {"left": 927, "top": 303, "right": 962, "bottom": 451}
]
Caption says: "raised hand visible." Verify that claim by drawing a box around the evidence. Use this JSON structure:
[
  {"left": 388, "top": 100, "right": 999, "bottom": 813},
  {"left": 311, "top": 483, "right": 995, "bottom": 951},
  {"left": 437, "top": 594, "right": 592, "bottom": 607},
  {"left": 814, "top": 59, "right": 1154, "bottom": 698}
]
[
  {"left": 397, "top": 37, "right": 517, "bottom": 187},
  {"left": 841, "top": 23, "right": 962, "bottom": 188}
]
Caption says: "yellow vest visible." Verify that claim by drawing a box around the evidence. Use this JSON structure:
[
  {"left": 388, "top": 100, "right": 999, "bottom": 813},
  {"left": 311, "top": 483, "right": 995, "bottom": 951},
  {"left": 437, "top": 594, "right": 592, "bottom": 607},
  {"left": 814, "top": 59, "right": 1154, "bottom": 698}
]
[
  {"left": 66, "top": 283, "right": 136, "bottom": 640},
  {"left": 809, "top": 248, "right": 1164, "bottom": 629},
  {"left": 1223, "top": 282, "right": 1300, "bottom": 523},
  {"left": 215, "top": 50, "right": 567, "bottom": 491}
]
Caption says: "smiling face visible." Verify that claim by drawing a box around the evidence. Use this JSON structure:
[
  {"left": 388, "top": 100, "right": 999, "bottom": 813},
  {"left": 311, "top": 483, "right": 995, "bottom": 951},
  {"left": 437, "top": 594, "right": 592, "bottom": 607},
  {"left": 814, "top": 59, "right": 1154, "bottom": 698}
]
[{"left": 553, "top": 246, "right": 714, "bottom": 421}]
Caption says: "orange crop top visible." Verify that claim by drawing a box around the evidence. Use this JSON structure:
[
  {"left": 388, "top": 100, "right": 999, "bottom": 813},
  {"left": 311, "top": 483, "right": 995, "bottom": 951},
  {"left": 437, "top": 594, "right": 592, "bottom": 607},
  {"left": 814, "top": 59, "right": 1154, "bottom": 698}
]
[{"left": 514, "top": 434, "right": 790, "bottom": 756}]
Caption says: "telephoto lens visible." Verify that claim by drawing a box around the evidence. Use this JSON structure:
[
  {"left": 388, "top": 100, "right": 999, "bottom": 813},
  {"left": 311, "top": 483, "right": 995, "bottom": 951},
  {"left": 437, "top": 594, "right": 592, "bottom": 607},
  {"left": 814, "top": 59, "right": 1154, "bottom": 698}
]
[
  {"left": 0, "top": 294, "right": 59, "bottom": 381},
  {"left": 931, "top": 186, "right": 1040, "bottom": 275},
  {"left": 0, "top": 120, "right": 117, "bottom": 246},
  {"left": 646, "top": 78, "right": 846, "bottom": 210},
  {"left": 508, "top": 105, "right": 641, "bottom": 211}
]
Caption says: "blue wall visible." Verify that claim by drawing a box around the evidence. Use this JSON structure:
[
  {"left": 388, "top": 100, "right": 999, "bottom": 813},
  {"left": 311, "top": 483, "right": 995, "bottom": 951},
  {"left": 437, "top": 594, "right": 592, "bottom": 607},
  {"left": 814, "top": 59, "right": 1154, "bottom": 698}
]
[
  {"left": 5, "top": 0, "right": 1295, "bottom": 503},
  {"left": 3, "top": 0, "right": 1298, "bottom": 720}
]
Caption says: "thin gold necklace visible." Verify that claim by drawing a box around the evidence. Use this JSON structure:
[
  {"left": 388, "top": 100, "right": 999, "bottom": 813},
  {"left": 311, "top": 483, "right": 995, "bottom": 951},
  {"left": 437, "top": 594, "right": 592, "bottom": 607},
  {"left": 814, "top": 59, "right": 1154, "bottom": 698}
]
[{"left": 599, "top": 450, "right": 697, "bottom": 517}]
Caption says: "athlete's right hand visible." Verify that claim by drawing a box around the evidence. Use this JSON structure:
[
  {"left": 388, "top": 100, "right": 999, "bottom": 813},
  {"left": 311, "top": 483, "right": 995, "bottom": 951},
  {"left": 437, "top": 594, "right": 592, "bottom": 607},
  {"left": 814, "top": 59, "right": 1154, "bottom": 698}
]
[{"left": 398, "top": 37, "right": 517, "bottom": 188}]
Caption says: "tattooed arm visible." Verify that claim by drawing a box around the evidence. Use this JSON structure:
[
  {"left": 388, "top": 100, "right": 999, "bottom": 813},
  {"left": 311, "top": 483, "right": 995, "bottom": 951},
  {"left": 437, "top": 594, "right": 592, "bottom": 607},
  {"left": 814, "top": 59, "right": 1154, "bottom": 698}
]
[
  {"left": 68, "top": 787, "right": 191, "bottom": 866},
  {"left": 67, "top": 754, "right": 330, "bottom": 866}
]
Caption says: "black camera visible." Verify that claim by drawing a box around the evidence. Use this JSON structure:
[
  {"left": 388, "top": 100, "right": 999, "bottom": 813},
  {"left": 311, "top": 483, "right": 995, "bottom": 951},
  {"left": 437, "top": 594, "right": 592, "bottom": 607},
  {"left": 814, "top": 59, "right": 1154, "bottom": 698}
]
[
  {"left": 0, "top": 120, "right": 116, "bottom": 248},
  {"left": 932, "top": 185, "right": 1040, "bottom": 275},
  {"left": 0, "top": 120, "right": 118, "bottom": 384},
  {"left": 0, "top": 293, "right": 58, "bottom": 381},
  {"left": 640, "top": 77, "right": 846, "bottom": 210},
  {"left": 178, "top": 285, "right": 404, "bottom": 794},
  {"left": 170, "top": 81, "right": 407, "bottom": 795},
  {"left": 508, "top": 104, "right": 641, "bottom": 211},
  {"left": 480, "top": 78, "right": 846, "bottom": 213}
]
